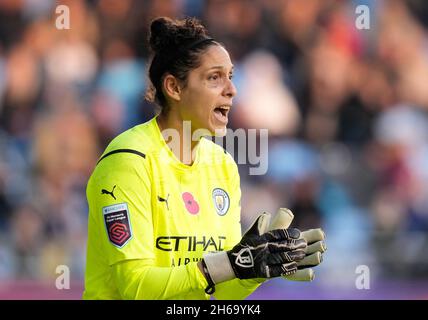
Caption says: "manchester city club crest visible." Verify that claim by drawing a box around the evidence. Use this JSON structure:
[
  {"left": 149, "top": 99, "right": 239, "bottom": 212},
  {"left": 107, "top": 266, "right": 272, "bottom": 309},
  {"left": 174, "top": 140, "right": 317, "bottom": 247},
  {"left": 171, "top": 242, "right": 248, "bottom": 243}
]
[{"left": 212, "top": 188, "right": 230, "bottom": 216}]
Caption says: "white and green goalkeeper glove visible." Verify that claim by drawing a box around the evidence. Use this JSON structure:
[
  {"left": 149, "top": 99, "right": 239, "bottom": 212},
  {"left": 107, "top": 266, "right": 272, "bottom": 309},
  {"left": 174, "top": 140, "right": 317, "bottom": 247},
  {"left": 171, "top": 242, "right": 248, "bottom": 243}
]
[{"left": 201, "top": 213, "right": 307, "bottom": 293}]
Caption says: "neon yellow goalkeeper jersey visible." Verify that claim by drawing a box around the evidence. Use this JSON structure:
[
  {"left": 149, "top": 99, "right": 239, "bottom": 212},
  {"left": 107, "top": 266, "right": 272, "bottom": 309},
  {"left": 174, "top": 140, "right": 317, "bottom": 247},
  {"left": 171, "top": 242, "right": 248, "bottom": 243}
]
[{"left": 83, "top": 116, "right": 258, "bottom": 300}]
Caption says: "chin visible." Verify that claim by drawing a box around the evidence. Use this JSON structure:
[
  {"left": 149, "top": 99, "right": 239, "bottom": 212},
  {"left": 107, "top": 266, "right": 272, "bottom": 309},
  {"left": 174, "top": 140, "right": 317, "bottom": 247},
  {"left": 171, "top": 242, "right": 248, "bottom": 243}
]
[{"left": 212, "top": 126, "right": 227, "bottom": 137}]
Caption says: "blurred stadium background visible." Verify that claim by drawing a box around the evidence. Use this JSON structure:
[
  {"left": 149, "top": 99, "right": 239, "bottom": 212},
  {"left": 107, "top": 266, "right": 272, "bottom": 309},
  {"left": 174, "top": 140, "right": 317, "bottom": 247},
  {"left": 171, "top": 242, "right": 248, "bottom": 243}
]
[{"left": 1, "top": 0, "right": 428, "bottom": 299}]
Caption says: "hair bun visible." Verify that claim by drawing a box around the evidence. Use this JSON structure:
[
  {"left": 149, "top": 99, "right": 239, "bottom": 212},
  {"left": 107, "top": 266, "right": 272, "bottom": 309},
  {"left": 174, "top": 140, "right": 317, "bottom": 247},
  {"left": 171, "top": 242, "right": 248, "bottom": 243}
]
[
  {"left": 148, "top": 17, "right": 209, "bottom": 54},
  {"left": 149, "top": 17, "right": 175, "bottom": 53}
]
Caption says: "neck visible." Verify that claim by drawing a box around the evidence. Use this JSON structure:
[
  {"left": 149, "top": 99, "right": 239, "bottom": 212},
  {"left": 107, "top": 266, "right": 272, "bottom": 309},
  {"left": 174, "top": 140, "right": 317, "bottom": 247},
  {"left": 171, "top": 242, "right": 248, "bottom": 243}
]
[{"left": 157, "top": 111, "right": 200, "bottom": 165}]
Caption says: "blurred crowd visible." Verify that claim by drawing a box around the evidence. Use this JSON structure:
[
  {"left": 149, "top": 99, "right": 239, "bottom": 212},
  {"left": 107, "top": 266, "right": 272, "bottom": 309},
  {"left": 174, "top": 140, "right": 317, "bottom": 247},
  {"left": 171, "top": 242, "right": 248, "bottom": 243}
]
[{"left": 1, "top": 0, "right": 428, "bottom": 289}]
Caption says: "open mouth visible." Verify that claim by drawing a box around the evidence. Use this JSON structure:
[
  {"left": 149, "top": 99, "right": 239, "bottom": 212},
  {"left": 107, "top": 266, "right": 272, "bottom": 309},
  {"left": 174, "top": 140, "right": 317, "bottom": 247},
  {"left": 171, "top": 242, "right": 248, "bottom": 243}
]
[{"left": 213, "top": 105, "right": 230, "bottom": 117}]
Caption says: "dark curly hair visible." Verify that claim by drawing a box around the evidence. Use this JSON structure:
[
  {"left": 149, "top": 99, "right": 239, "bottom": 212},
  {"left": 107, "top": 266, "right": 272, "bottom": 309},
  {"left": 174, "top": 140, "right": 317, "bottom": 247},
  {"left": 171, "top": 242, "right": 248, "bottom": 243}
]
[{"left": 145, "top": 17, "right": 219, "bottom": 111}]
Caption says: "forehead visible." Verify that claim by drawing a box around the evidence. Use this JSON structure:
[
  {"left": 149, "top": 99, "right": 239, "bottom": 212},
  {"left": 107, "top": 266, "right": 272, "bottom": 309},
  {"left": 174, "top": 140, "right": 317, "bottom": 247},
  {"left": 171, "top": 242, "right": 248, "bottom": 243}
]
[{"left": 197, "top": 45, "right": 233, "bottom": 71}]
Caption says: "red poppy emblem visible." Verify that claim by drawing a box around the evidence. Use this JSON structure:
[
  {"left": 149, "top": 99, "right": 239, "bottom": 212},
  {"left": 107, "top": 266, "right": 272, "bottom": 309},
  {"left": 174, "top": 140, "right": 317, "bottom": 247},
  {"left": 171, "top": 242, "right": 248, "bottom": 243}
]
[{"left": 182, "top": 192, "right": 200, "bottom": 215}]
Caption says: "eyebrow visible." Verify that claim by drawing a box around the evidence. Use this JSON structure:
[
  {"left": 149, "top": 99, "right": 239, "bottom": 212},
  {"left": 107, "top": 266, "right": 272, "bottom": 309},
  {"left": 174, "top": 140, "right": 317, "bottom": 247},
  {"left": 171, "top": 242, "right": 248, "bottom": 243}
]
[{"left": 206, "top": 65, "right": 234, "bottom": 72}]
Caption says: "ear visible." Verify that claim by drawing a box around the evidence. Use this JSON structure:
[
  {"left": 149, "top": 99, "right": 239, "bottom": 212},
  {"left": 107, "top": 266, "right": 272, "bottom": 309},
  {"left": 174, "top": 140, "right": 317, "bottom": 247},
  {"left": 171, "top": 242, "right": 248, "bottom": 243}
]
[{"left": 162, "top": 74, "right": 182, "bottom": 102}]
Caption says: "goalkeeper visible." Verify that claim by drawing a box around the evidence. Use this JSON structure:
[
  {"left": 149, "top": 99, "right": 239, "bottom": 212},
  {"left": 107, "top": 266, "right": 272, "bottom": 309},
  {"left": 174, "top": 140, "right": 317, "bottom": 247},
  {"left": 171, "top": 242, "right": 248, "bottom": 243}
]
[{"left": 83, "top": 16, "right": 325, "bottom": 300}]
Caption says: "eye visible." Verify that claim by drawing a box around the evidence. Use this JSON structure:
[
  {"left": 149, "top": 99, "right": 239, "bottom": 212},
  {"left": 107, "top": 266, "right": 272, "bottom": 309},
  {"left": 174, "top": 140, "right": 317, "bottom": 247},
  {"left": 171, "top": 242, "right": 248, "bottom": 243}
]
[
  {"left": 229, "top": 73, "right": 233, "bottom": 80},
  {"left": 208, "top": 73, "right": 220, "bottom": 81}
]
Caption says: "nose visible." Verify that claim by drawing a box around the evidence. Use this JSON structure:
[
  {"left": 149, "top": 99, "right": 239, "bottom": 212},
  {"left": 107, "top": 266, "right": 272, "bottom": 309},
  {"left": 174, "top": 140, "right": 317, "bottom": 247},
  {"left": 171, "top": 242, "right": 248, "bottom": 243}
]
[{"left": 223, "top": 78, "right": 237, "bottom": 98}]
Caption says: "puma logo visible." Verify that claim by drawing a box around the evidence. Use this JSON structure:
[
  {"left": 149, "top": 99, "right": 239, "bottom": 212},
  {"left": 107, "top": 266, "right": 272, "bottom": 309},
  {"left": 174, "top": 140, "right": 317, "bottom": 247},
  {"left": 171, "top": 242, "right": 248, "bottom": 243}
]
[
  {"left": 101, "top": 185, "right": 116, "bottom": 200},
  {"left": 157, "top": 194, "right": 170, "bottom": 210}
]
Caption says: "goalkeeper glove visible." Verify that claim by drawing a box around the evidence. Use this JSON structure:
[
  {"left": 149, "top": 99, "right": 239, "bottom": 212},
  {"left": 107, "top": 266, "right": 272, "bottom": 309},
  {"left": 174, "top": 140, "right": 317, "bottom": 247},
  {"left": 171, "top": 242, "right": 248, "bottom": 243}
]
[
  {"left": 268, "top": 208, "right": 326, "bottom": 281},
  {"left": 202, "top": 212, "right": 307, "bottom": 293}
]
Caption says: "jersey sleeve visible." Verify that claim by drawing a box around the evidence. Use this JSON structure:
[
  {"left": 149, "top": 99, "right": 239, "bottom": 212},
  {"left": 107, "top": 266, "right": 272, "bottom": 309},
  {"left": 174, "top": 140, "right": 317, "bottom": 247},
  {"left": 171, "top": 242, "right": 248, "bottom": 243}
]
[
  {"left": 86, "top": 153, "right": 155, "bottom": 265},
  {"left": 86, "top": 152, "right": 210, "bottom": 299},
  {"left": 212, "top": 161, "right": 265, "bottom": 300},
  {"left": 112, "top": 259, "right": 208, "bottom": 299}
]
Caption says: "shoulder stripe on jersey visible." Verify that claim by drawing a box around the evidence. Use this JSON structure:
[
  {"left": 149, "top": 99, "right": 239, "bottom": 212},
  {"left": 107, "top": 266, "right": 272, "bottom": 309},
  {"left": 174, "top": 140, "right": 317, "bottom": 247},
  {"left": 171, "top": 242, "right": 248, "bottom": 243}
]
[{"left": 97, "top": 148, "right": 146, "bottom": 165}]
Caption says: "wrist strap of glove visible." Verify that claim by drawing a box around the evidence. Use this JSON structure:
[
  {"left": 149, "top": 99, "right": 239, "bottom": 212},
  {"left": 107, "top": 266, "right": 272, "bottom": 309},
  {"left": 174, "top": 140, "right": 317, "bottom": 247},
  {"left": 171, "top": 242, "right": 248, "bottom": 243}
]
[
  {"left": 201, "top": 259, "right": 216, "bottom": 295},
  {"left": 203, "top": 251, "right": 236, "bottom": 284}
]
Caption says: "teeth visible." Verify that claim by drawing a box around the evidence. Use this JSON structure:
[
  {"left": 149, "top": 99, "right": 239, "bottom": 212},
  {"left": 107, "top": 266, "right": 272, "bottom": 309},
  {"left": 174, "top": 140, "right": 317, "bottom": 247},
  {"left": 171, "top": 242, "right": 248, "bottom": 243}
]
[{"left": 214, "top": 106, "right": 229, "bottom": 117}]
